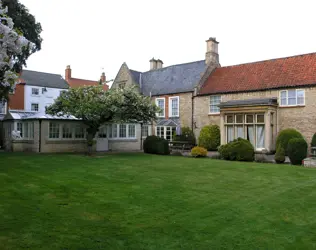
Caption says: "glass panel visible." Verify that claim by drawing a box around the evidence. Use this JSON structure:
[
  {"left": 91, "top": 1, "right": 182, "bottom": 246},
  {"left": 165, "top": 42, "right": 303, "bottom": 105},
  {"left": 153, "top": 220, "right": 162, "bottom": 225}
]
[
  {"left": 246, "top": 114, "right": 254, "bottom": 123},
  {"left": 288, "top": 90, "right": 296, "bottom": 105},
  {"left": 236, "top": 114, "right": 243, "bottom": 123},
  {"left": 171, "top": 127, "right": 176, "bottom": 141},
  {"left": 128, "top": 125, "right": 136, "bottom": 138},
  {"left": 31, "top": 103, "right": 39, "bottom": 111},
  {"left": 171, "top": 98, "right": 179, "bottom": 117},
  {"left": 142, "top": 125, "right": 149, "bottom": 137},
  {"left": 256, "top": 114, "right": 264, "bottom": 123},
  {"left": 29, "top": 122, "right": 34, "bottom": 139},
  {"left": 157, "top": 99, "right": 165, "bottom": 116},
  {"left": 108, "top": 125, "right": 112, "bottom": 138},
  {"left": 246, "top": 126, "right": 255, "bottom": 147},
  {"left": 166, "top": 127, "right": 172, "bottom": 141},
  {"left": 62, "top": 124, "right": 72, "bottom": 138},
  {"left": 24, "top": 123, "right": 29, "bottom": 138},
  {"left": 113, "top": 124, "right": 117, "bottom": 138},
  {"left": 119, "top": 124, "right": 126, "bottom": 138},
  {"left": 49, "top": 123, "right": 59, "bottom": 138},
  {"left": 75, "top": 125, "right": 85, "bottom": 138},
  {"left": 210, "top": 96, "right": 221, "bottom": 113},
  {"left": 227, "top": 126, "right": 234, "bottom": 143},
  {"left": 226, "top": 115, "right": 234, "bottom": 123},
  {"left": 98, "top": 126, "right": 107, "bottom": 138},
  {"left": 256, "top": 125, "right": 265, "bottom": 149},
  {"left": 17, "top": 122, "right": 23, "bottom": 137},
  {"left": 236, "top": 126, "right": 244, "bottom": 139},
  {"left": 281, "top": 98, "right": 287, "bottom": 106},
  {"left": 280, "top": 91, "right": 287, "bottom": 99},
  {"left": 297, "top": 90, "right": 305, "bottom": 105}
]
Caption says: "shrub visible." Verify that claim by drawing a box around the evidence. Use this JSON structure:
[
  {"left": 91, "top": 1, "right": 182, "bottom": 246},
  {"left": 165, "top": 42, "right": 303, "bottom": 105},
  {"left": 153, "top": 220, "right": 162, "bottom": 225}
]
[
  {"left": 198, "top": 125, "right": 220, "bottom": 151},
  {"left": 191, "top": 146, "right": 207, "bottom": 158},
  {"left": 218, "top": 138, "right": 254, "bottom": 162},
  {"left": 276, "top": 129, "right": 303, "bottom": 155},
  {"left": 143, "top": 135, "right": 170, "bottom": 155},
  {"left": 287, "top": 138, "right": 308, "bottom": 165},
  {"left": 173, "top": 127, "right": 196, "bottom": 145},
  {"left": 274, "top": 146, "right": 285, "bottom": 164},
  {"left": 311, "top": 133, "right": 316, "bottom": 147}
]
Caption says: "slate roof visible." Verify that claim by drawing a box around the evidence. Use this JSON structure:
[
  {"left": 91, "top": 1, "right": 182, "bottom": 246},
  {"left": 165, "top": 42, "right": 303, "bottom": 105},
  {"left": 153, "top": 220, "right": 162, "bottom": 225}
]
[
  {"left": 20, "top": 70, "right": 69, "bottom": 89},
  {"left": 199, "top": 53, "right": 316, "bottom": 95},
  {"left": 131, "top": 60, "right": 206, "bottom": 96},
  {"left": 4, "top": 110, "right": 79, "bottom": 120},
  {"left": 219, "top": 98, "right": 278, "bottom": 108}
]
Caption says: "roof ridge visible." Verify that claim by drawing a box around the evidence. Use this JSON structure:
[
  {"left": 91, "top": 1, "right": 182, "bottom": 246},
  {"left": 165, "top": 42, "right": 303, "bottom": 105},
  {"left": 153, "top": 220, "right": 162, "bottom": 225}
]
[
  {"left": 143, "top": 59, "right": 205, "bottom": 73},
  {"left": 220, "top": 52, "right": 316, "bottom": 69},
  {"left": 23, "top": 69, "right": 62, "bottom": 76},
  {"left": 69, "top": 77, "right": 98, "bottom": 82}
]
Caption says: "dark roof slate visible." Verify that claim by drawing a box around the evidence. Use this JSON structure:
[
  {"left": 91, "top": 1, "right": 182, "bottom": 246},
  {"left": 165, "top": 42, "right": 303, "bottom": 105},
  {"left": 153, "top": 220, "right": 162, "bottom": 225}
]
[
  {"left": 20, "top": 70, "right": 69, "bottom": 89},
  {"left": 131, "top": 60, "right": 206, "bottom": 96}
]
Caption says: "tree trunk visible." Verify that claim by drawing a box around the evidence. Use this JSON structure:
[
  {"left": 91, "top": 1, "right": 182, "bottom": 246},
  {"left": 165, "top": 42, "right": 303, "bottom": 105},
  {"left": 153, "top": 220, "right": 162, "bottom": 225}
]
[{"left": 86, "top": 128, "right": 98, "bottom": 156}]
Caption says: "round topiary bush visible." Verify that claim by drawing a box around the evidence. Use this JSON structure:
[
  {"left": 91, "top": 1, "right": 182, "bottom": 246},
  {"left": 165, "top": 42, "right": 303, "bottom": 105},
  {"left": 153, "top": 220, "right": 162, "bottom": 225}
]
[
  {"left": 311, "top": 133, "right": 316, "bottom": 147},
  {"left": 274, "top": 146, "right": 285, "bottom": 164},
  {"left": 287, "top": 138, "right": 308, "bottom": 165},
  {"left": 173, "top": 127, "right": 196, "bottom": 145},
  {"left": 198, "top": 125, "right": 220, "bottom": 151},
  {"left": 218, "top": 138, "right": 254, "bottom": 162},
  {"left": 143, "top": 135, "right": 170, "bottom": 155},
  {"left": 191, "top": 146, "right": 207, "bottom": 158},
  {"left": 276, "top": 129, "right": 303, "bottom": 155}
]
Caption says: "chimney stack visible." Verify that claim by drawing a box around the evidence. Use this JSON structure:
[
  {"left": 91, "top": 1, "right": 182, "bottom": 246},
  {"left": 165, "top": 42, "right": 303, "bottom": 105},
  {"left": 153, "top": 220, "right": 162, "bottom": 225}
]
[
  {"left": 150, "top": 58, "right": 157, "bottom": 70},
  {"left": 101, "top": 72, "right": 106, "bottom": 83},
  {"left": 156, "top": 59, "right": 163, "bottom": 69},
  {"left": 65, "top": 65, "right": 72, "bottom": 80},
  {"left": 205, "top": 37, "right": 219, "bottom": 65}
]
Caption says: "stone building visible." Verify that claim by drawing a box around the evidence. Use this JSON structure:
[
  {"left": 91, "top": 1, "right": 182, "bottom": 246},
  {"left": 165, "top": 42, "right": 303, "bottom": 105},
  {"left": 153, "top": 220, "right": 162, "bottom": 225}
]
[{"left": 194, "top": 41, "right": 316, "bottom": 152}]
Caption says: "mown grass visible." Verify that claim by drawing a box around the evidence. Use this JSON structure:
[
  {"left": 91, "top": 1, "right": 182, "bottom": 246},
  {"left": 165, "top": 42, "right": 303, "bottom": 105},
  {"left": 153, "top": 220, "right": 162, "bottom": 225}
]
[{"left": 1, "top": 153, "right": 316, "bottom": 249}]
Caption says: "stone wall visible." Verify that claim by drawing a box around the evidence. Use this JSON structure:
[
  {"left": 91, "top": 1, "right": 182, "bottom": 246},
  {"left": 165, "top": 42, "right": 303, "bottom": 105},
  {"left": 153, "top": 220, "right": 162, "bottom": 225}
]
[
  {"left": 193, "top": 87, "right": 316, "bottom": 146},
  {"left": 111, "top": 63, "right": 139, "bottom": 91}
]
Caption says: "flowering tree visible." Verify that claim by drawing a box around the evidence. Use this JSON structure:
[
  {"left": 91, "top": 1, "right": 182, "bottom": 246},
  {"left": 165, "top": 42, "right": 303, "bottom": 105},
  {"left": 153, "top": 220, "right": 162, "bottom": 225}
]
[
  {"left": 46, "top": 86, "right": 159, "bottom": 152},
  {"left": 0, "top": 0, "right": 32, "bottom": 100}
]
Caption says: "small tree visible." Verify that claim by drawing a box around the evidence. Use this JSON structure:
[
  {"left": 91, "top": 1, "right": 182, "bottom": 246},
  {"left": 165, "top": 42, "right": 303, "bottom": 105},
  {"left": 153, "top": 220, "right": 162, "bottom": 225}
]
[
  {"left": 46, "top": 86, "right": 159, "bottom": 153},
  {"left": 275, "top": 146, "right": 285, "bottom": 164},
  {"left": 276, "top": 128, "right": 303, "bottom": 156},
  {"left": 311, "top": 133, "right": 316, "bottom": 147},
  {"left": 288, "top": 138, "right": 308, "bottom": 165},
  {"left": 198, "top": 125, "right": 220, "bottom": 151}
]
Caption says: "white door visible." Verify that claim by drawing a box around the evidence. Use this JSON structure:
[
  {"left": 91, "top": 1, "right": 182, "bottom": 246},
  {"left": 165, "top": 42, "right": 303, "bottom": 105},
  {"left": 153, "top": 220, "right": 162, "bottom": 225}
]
[{"left": 96, "top": 126, "right": 109, "bottom": 152}]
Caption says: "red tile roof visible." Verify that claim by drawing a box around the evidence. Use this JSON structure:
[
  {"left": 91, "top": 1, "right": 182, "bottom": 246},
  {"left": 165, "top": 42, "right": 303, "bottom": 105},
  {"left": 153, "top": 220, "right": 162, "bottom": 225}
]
[
  {"left": 67, "top": 78, "right": 109, "bottom": 91},
  {"left": 199, "top": 53, "right": 316, "bottom": 95}
]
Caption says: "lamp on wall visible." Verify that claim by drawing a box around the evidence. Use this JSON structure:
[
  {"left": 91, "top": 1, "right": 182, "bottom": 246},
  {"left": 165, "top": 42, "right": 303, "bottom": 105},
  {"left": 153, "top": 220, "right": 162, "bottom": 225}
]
[{"left": 42, "top": 87, "right": 47, "bottom": 94}]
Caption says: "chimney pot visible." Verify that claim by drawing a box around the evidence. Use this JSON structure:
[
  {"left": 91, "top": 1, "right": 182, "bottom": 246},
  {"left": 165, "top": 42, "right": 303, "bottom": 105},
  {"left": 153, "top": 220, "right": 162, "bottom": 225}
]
[
  {"left": 149, "top": 58, "right": 157, "bottom": 70},
  {"left": 156, "top": 59, "right": 163, "bottom": 69}
]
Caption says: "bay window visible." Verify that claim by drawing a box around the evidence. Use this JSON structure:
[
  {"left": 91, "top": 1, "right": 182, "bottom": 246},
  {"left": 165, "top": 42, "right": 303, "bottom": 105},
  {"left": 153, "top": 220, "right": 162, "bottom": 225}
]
[
  {"left": 225, "top": 113, "right": 265, "bottom": 149},
  {"left": 280, "top": 89, "right": 305, "bottom": 106},
  {"left": 156, "top": 126, "right": 176, "bottom": 141}
]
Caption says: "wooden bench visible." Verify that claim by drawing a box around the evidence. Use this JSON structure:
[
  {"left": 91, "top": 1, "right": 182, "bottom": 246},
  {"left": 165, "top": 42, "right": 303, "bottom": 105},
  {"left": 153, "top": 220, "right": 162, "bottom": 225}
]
[{"left": 169, "top": 141, "right": 194, "bottom": 152}]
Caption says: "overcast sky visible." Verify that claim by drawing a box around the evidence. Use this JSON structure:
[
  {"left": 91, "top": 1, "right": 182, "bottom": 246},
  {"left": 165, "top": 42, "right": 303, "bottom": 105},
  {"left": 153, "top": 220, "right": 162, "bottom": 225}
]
[{"left": 20, "top": 0, "right": 316, "bottom": 85}]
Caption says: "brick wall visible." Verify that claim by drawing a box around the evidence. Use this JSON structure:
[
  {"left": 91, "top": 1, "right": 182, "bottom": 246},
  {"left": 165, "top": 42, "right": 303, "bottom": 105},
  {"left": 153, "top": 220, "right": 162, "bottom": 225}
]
[{"left": 8, "top": 84, "right": 25, "bottom": 110}]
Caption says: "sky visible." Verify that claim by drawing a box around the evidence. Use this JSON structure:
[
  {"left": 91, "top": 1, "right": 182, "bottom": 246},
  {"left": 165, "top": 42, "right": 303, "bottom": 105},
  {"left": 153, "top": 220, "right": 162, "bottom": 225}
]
[{"left": 20, "top": 0, "right": 316, "bottom": 86}]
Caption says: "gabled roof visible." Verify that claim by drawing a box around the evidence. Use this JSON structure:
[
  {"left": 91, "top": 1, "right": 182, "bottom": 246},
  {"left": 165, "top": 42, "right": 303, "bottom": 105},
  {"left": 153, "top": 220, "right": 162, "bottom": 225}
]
[
  {"left": 130, "top": 60, "right": 206, "bottom": 96},
  {"left": 199, "top": 53, "right": 316, "bottom": 95},
  {"left": 67, "top": 78, "right": 109, "bottom": 91},
  {"left": 20, "top": 70, "right": 69, "bottom": 89}
]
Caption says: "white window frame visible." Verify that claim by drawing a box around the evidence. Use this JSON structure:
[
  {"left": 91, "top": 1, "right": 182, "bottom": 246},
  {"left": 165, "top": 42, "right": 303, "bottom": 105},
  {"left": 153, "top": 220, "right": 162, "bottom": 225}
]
[
  {"left": 155, "top": 126, "right": 176, "bottom": 141},
  {"left": 209, "top": 95, "right": 221, "bottom": 114},
  {"left": 14, "top": 121, "right": 34, "bottom": 140},
  {"left": 279, "top": 89, "right": 305, "bottom": 107},
  {"left": 31, "top": 88, "right": 40, "bottom": 96},
  {"left": 141, "top": 125, "right": 152, "bottom": 138},
  {"left": 31, "top": 103, "right": 39, "bottom": 112},
  {"left": 168, "top": 96, "right": 180, "bottom": 117},
  {"left": 155, "top": 98, "right": 165, "bottom": 118},
  {"left": 107, "top": 124, "right": 137, "bottom": 140}
]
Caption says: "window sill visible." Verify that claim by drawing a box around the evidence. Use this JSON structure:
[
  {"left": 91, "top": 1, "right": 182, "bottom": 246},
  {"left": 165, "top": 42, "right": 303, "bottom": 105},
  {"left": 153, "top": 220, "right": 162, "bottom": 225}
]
[
  {"left": 279, "top": 105, "right": 305, "bottom": 108},
  {"left": 45, "top": 139, "right": 86, "bottom": 144},
  {"left": 31, "top": 95, "right": 40, "bottom": 97},
  {"left": 109, "top": 138, "right": 137, "bottom": 142},
  {"left": 12, "top": 139, "right": 34, "bottom": 143},
  {"left": 208, "top": 113, "right": 220, "bottom": 116}
]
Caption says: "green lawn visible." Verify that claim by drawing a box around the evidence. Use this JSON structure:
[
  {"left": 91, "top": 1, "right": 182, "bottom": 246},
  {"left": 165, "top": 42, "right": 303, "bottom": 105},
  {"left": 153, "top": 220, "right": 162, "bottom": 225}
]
[{"left": 1, "top": 153, "right": 316, "bottom": 250}]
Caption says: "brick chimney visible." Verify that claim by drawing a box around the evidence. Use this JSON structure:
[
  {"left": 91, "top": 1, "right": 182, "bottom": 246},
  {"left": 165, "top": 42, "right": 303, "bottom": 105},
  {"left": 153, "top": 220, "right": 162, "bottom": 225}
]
[
  {"left": 205, "top": 37, "right": 219, "bottom": 65},
  {"left": 65, "top": 65, "right": 72, "bottom": 80},
  {"left": 100, "top": 72, "right": 106, "bottom": 83},
  {"left": 150, "top": 58, "right": 157, "bottom": 70},
  {"left": 156, "top": 59, "right": 163, "bottom": 69}
]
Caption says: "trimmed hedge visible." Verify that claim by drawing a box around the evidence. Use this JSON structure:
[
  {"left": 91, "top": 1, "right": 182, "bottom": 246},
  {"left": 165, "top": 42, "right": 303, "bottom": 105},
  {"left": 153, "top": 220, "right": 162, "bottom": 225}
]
[
  {"left": 218, "top": 138, "right": 254, "bottom": 162},
  {"left": 288, "top": 138, "right": 308, "bottom": 165},
  {"left": 274, "top": 146, "right": 285, "bottom": 164},
  {"left": 143, "top": 135, "right": 170, "bottom": 155},
  {"left": 276, "top": 129, "right": 303, "bottom": 155},
  {"left": 191, "top": 146, "right": 207, "bottom": 158},
  {"left": 198, "top": 125, "right": 220, "bottom": 151},
  {"left": 311, "top": 133, "right": 316, "bottom": 147},
  {"left": 173, "top": 127, "right": 196, "bottom": 145}
]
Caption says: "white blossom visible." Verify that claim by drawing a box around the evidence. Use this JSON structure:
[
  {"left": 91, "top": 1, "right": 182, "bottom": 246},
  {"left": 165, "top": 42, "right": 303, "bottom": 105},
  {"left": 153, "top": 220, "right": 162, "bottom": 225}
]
[{"left": 0, "top": 0, "right": 33, "bottom": 93}]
